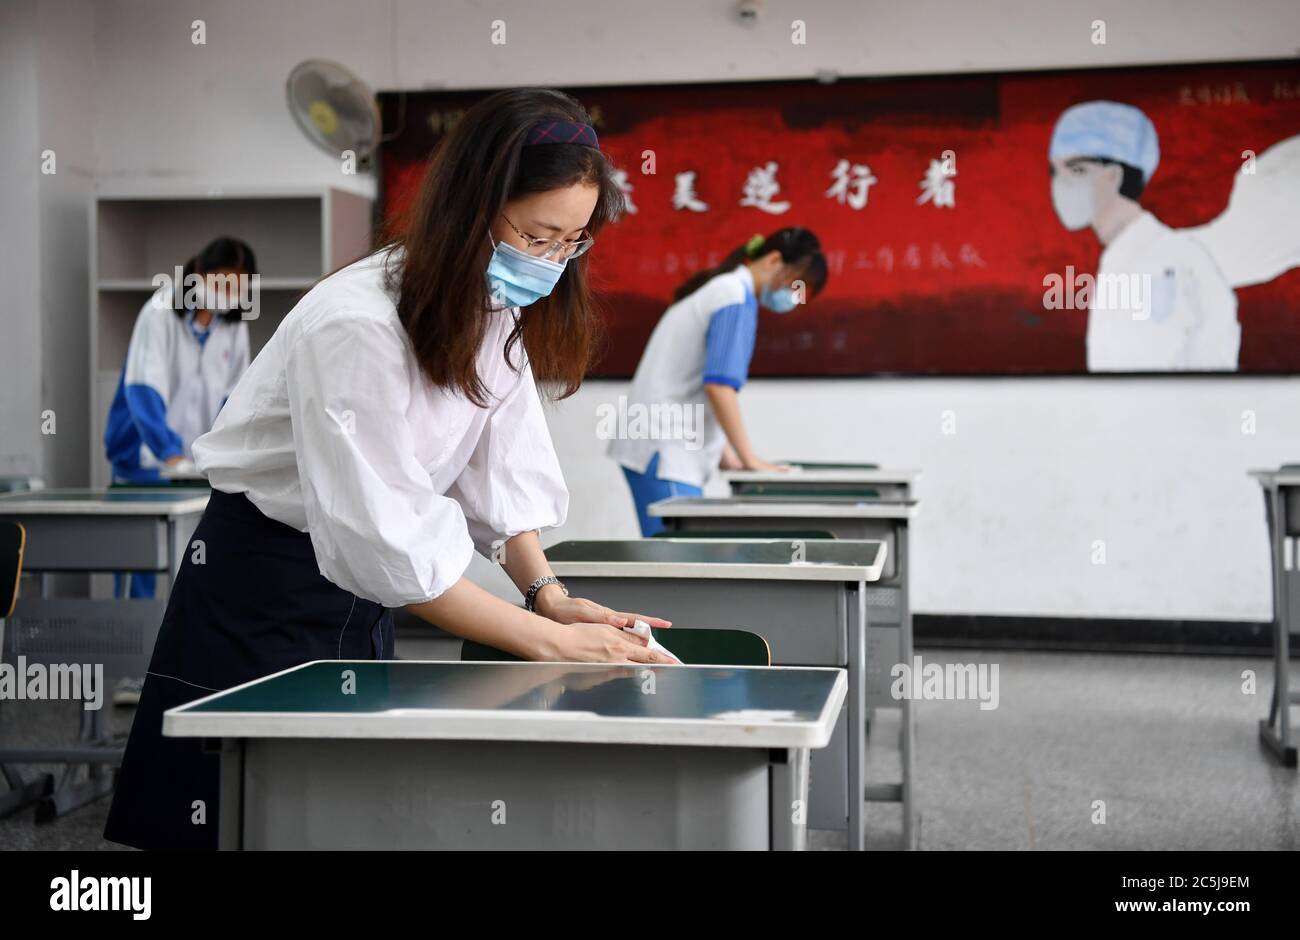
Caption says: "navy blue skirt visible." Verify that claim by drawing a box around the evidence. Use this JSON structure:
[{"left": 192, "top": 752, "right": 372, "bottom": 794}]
[{"left": 104, "top": 489, "right": 395, "bottom": 850}]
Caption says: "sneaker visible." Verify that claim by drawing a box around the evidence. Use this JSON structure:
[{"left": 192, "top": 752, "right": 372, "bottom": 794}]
[{"left": 112, "top": 676, "right": 145, "bottom": 707}]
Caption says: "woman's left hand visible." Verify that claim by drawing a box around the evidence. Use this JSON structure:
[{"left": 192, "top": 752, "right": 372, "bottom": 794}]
[{"left": 538, "top": 592, "right": 671, "bottom": 631}]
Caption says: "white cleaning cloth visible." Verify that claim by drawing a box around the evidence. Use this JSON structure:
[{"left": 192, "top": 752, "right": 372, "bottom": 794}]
[
  {"left": 161, "top": 458, "right": 200, "bottom": 479},
  {"left": 624, "top": 619, "right": 682, "bottom": 664}
]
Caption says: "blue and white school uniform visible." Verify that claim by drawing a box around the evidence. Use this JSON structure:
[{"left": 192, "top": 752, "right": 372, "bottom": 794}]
[
  {"left": 104, "top": 289, "right": 250, "bottom": 483},
  {"left": 102, "top": 291, "right": 249, "bottom": 598},
  {"left": 105, "top": 248, "right": 568, "bottom": 850},
  {"left": 609, "top": 265, "right": 758, "bottom": 535}
]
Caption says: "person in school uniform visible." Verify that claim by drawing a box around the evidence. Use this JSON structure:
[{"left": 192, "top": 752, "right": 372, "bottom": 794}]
[
  {"left": 609, "top": 228, "right": 828, "bottom": 535},
  {"left": 104, "top": 89, "right": 675, "bottom": 851},
  {"left": 105, "top": 236, "right": 256, "bottom": 494}
]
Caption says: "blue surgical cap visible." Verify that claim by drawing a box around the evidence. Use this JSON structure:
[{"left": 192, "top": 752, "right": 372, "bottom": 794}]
[{"left": 1050, "top": 101, "right": 1160, "bottom": 182}]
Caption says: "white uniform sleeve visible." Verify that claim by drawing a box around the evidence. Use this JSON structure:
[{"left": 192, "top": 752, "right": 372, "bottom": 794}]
[
  {"left": 125, "top": 299, "right": 177, "bottom": 403},
  {"left": 284, "top": 312, "right": 476, "bottom": 606},
  {"left": 447, "top": 356, "right": 569, "bottom": 557},
  {"left": 227, "top": 321, "right": 250, "bottom": 395}
]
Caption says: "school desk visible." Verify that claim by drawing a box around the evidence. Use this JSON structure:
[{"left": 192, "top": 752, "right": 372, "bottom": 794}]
[
  {"left": 0, "top": 487, "right": 207, "bottom": 818},
  {"left": 723, "top": 462, "right": 919, "bottom": 499},
  {"left": 547, "top": 537, "right": 886, "bottom": 849},
  {"left": 648, "top": 493, "right": 920, "bottom": 848},
  {"left": 163, "top": 659, "right": 847, "bottom": 850},
  {"left": 1249, "top": 467, "right": 1300, "bottom": 766}
]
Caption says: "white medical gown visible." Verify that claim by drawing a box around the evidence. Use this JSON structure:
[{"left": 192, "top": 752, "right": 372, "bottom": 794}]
[{"left": 1086, "top": 211, "right": 1240, "bottom": 372}]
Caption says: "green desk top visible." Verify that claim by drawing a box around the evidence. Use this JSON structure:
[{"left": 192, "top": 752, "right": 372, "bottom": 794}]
[
  {"left": 547, "top": 538, "right": 887, "bottom": 581},
  {"left": 783, "top": 461, "right": 880, "bottom": 471},
  {"left": 110, "top": 480, "right": 211, "bottom": 491},
  {"left": 649, "top": 494, "right": 918, "bottom": 521},
  {"left": 735, "top": 485, "right": 882, "bottom": 498},
  {"left": 0, "top": 488, "right": 209, "bottom": 516},
  {"left": 164, "top": 660, "right": 847, "bottom": 749},
  {"left": 2, "top": 489, "right": 181, "bottom": 503},
  {"left": 658, "top": 495, "right": 914, "bottom": 507},
  {"left": 652, "top": 529, "right": 837, "bottom": 540},
  {"left": 548, "top": 538, "right": 883, "bottom": 565}
]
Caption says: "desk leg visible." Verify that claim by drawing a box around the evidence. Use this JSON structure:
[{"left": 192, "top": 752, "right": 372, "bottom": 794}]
[
  {"left": 1261, "top": 488, "right": 1298, "bottom": 767},
  {"left": 898, "top": 523, "right": 917, "bottom": 848},
  {"left": 770, "top": 747, "right": 810, "bottom": 851},
  {"left": 848, "top": 584, "right": 866, "bottom": 851},
  {"left": 166, "top": 518, "right": 180, "bottom": 594},
  {"left": 217, "top": 738, "right": 244, "bottom": 850}
]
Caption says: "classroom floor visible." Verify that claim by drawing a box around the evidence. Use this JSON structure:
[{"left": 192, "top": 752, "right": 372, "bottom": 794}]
[{"left": 1, "top": 647, "right": 1296, "bottom": 851}]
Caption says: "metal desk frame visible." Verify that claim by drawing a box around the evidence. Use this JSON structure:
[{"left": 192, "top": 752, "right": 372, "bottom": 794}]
[
  {"left": 723, "top": 463, "right": 919, "bottom": 500},
  {"left": 165, "top": 660, "right": 847, "bottom": 851},
  {"left": 0, "top": 488, "right": 207, "bottom": 819},
  {"left": 549, "top": 537, "right": 886, "bottom": 850},
  {"left": 649, "top": 495, "right": 919, "bottom": 848},
  {"left": 1250, "top": 470, "right": 1300, "bottom": 767}
]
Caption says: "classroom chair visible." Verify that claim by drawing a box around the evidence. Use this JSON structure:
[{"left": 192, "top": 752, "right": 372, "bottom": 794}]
[
  {"left": 0, "top": 521, "right": 21, "bottom": 658},
  {"left": 462, "top": 626, "right": 772, "bottom": 667},
  {"left": 0, "top": 522, "right": 52, "bottom": 819}
]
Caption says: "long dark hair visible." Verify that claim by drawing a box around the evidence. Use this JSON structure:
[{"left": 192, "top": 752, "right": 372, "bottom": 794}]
[
  {"left": 384, "top": 88, "right": 625, "bottom": 406},
  {"left": 181, "top": 236, "right": 257, "bottom": 322},
  {"left": 672, "top": 227, "right": 827, "bottom": 303}
]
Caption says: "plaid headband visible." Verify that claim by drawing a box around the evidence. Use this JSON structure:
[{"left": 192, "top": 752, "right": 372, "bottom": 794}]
[{"left": 524, "top": 120, "right": 599, "bottom": 148}]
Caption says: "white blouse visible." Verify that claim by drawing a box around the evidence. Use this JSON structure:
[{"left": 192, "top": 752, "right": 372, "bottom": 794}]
[{"left": 193, "top": 248, "right": 569, "bottom": 607}]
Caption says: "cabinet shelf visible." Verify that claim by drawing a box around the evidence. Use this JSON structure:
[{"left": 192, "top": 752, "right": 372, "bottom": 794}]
[{"left": 90, "top": 188, "right": 372, "bottom": 486}]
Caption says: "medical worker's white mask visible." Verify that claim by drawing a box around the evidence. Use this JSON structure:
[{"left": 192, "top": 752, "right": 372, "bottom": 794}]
[{"left": 1051, "top": 173, "right": 1096, "bottom": 231}]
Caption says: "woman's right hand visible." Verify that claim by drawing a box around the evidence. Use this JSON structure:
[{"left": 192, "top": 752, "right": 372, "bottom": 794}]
[
  {"left": 744, "top": 457, "right": 791, "bottom": 473},
  {"left": 548, "top": 622, "right": 678, "bottom": 665}
]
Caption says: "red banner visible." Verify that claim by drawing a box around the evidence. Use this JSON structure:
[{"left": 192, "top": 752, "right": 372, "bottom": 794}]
[{"left": 379, "top": 60, "right": 1300, "bottom": 376}]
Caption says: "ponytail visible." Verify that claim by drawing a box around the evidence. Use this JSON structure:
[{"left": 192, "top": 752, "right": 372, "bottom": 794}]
[{"left": 671, "top": 227, "right": 827, "bottom": 303}]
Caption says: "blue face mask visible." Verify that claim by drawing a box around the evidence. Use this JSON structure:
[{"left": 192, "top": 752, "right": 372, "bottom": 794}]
[
  {"left": 485, "top": 238, "right": 567, "bottom": 308},
  {"left": 761, "top": 285, "right": 799, "bottom": 314}
]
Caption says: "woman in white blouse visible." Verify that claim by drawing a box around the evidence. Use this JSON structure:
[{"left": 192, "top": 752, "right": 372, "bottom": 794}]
[{"left": 105, "top": 89, "right": 674, "bottom": 851}]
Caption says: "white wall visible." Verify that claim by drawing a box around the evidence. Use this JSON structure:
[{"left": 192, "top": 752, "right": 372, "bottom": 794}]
[
  {"left": 0, "top": 1, "right": 45, "bottom": 480},
  {"left": 10, "top": 0, "right": 1300, "bottom": 618},
  {"left": 554, "top": 378, "right": 1295, "bottom": 620},
  {"left": 0, "top": 0, "right": 95, "bottom": 486},
  {"left": 90, "top": 0, "right": 1300, "bottom": 193},
  {"left": 37, "top": 0, "right": 95, "bottom": 489}
]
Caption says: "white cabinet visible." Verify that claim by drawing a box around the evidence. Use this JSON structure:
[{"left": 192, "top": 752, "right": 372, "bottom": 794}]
[{"left": 89, "top": 188, "right": 372, "bottom": 485}]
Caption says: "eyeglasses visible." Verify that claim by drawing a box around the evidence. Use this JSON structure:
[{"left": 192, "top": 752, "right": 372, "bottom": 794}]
[{"left": 501, "top": 215, "right": 594, "bottom": 260}]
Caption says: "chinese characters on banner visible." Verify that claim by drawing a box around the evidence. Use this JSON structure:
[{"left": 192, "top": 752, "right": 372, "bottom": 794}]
[{"left": 615, "top": 155, "right": 956, "bottom": 214}]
